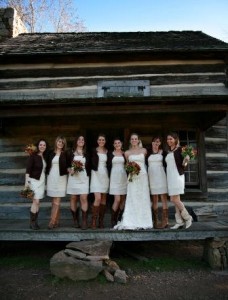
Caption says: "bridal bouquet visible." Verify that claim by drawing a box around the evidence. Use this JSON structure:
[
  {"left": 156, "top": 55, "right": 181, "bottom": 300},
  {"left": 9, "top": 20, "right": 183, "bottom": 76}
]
[
  {"left": 25, "top": 144, "right": 37, "bottom": 155},
  {"left": 71, "top": 160, "right": 84, "bottom": 175},
  {"left": 20, "top": 186, "right": 34, "bottom": 199},
  {"left": 125, "top": 161, "right": 141, "bottom": 182},
  {"left": 181, "top": 145, "right": 197, "bottom": 166}
]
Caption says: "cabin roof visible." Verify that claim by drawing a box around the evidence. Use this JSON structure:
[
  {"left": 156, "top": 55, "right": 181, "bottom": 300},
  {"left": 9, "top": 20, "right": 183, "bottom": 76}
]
[{"left": 0, "top": 31, "right": 228, "bottom": 56}]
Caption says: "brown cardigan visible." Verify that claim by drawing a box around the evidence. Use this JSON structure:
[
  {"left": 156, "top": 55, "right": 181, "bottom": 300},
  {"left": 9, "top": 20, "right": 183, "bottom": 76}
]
[
  {"left": 46, "top": 150, "right": 70, "bottom": 176},
  {"left": 26, "top": 153, "right": 46, "bottom": 180},
  {"left": 173, "top": 147, "right": 185, "bottom": 175}
]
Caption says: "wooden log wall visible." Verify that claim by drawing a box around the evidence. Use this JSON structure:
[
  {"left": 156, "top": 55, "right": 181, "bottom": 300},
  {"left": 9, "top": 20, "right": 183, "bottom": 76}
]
[{"left": 205, "top": 115, "right": 228, "bottom": 203}]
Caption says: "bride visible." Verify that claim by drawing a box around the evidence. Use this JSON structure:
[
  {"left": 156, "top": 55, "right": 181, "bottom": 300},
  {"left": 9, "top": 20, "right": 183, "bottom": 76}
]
[{"left": 114, "top": 133, "right": 153, "bottom": 230}]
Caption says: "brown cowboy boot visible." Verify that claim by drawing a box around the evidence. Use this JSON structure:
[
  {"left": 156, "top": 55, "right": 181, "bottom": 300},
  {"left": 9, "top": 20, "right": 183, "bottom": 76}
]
[
  {"left": 30, "top": 212, "right": 39, "bottom": 230},
  {"left": 152, "top": 208, "right": 160, "bottom": 229},
  {"left": 98, "top": 204, "right": 106, "bottom": 229},
  {"left": 118, "top": 208, "right": 124, "bottom": 221},
  {"left": 71, "top": 208, "right": 80, "bottom": 228},
  {"left": 81, "top": 209, "right": 88, "bottom": 230},
  {"left": 160, "top": 209, "right": 169, "bottom": 229},
  {"left": 90, "top": 205, "right": 99, "bottom": 229},
  {"left": 35, "top": 212, "right": 40, "bottom": 229}
]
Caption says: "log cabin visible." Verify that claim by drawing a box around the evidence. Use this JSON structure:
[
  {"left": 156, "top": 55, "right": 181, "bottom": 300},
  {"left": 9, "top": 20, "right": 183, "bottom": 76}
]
[{"left": 0, "top": 7, "right": 227, "bottom": 224}]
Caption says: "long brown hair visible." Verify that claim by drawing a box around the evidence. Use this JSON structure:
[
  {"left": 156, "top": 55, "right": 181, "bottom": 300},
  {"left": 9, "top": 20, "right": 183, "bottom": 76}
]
[
  {"left": 54, "top": 136, "right": 67, "bottom": 152},
  {"left": 73, "top": 135, "right": 87, "bottom": 155},
  {"left": 167, "top": 132, "right": 180, "bottom": 147}
]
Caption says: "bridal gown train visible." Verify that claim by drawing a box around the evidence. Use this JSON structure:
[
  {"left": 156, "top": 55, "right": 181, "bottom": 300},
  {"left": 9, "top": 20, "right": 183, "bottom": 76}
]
[{"left": 114, "top": 153, "right": 153, "bottom": 230}]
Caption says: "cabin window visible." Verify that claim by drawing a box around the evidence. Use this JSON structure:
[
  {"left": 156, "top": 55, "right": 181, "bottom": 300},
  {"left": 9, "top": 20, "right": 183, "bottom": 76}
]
[
  {"left": 179, "top": 131, "right": 199, "bottom": 187},
  {"left": 98, "top": 80, "right": 150, "bottom": 97}
]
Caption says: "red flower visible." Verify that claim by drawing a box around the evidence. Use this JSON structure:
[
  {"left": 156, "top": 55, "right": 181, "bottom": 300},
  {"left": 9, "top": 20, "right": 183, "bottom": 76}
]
[
  {"left": 71, "top": 160, "right": 84, "bottom": 176},
  {"left": 125, "top": 161, "right": 141, "bottom": 182}
]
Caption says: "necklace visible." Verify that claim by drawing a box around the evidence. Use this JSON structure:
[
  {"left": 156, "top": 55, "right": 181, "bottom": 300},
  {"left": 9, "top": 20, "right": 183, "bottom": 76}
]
[
  {"left": 75, "top": 149, "right": 83, "bottom": 156},
  {"left": 170, "top": 146, "right": 177, "bottom": 152}
]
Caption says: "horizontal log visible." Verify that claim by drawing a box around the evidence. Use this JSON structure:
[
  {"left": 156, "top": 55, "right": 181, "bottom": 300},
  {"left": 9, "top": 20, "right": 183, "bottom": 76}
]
[
  {"left": 216, "top": 117, "right": 227, "bottom": 126},
  {"left": 0, "top": 156, "right": 26, "bottom": 169},
  {"left": 206, "top": 158, "right": 228, "bottom": 171},
  {"left": 207, "top": 192, "right": 228, "bottom": 201},
  {"left": 0, "top": 74, "right": 225, "bottom": 90},
  {"left": 205, "top": 140, "right": 227, "bottom": 152},
  {"left": 205, "top": 126, "right": 227, "bottom": 139},
  {"left": 0, "top": 173, "right": 24, "bottom": 185},
  {"left": 207, "top": 173, "right": 228, "bottom": 188},
  {"left": 0, "top": 64, "right": 225, "bottom": 79}
]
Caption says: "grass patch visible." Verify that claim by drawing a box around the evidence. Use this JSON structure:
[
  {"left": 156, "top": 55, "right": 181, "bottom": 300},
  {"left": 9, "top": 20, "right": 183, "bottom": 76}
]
[
  {"left": 115, "top": 256, "right": 209, "bottom": 272},
  {"left": 0, "top": 255, "right": 49, "bottom": 269},
  {"left": 0, "top": 241, "right": 65, "bottom": 269},
  {"left": 0, "top": 241, "right": 209, "bottom": 273}
]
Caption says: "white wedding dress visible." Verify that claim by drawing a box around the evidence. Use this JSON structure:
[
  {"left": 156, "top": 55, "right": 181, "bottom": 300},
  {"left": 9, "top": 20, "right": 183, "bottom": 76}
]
[{"left": 114, "top": 153, "right": 153, "bottom": 230}]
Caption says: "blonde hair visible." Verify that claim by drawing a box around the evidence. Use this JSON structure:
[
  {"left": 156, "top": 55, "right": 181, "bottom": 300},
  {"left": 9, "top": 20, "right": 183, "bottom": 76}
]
[
  {"left": 54, "top": 135, "right": 67, "bottom": 152},
  {"left": 129, "top": 133, "right": 143, "bottom": 149}
]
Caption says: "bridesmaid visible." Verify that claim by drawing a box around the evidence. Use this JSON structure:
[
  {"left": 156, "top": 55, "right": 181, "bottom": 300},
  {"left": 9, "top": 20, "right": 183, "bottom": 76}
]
[
  {"left": 25, "top": 139, "right": 48, "bottom": 230},
  {"left": 165, "top": 132, "right": 192, "bottom": 229},
  {"left": 46, "top": 136, "right": 70, "bottom": 229},
  {"left": 147, "top": 136, "right": 168, "bottom": 229},
  {"left": 67, "top": 135, "right": 90, "bottom": 230},
  {"left": 107, "top": 138, "right": 127, "bottom": 227},
  {"left": 90, "top": 133, "right": 109, "bottom": 229}
]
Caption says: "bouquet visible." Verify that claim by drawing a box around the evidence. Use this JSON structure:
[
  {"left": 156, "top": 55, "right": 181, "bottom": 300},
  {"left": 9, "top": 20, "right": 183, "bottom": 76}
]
[
  {"left": 25, "top": 144, "right": 37, "bottom": 155},
  {"left": 181, "top": 145, "right": 197, "bottom": 166},
  {"left": 125, "top": 161, "right": 141, "bottom": 182},
  {"left": 20, "top": 186, "right": 34, "bottom": 199},
  {"left": 71, "top": 160, "right": 84, "bottom": 176}
]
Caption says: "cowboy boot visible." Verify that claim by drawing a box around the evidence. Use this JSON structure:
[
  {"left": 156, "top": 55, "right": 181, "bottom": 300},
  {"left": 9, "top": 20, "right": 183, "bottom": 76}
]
[
  {"left": 81, "top": 209, "right": 88, "bottom": 230},
  {"left": 34, "top": 212, "right": 40, "bottom": 230},
  {"left": 30, "top": 212, "right": 38, "bottom": 230},
  {"left": 181, "top": 208, "right": 193, "bottom": 229},
  {"left": 170, "top": 210, "right": 185, "bottom": 229},
  {"left": 160, "top": 209, "right": 169, "bottom": 229},
  {"left": 71, "top": 208, "right": 80, "bottom": 228},
  {"left": 98, "top": 204, "right": 106, "bottom": 229},
  {"left": 152, "top": 208, "right": 160, "bottom": 229},
  {"left": 118, "top": 208, "right": 124, "bottom": 221},
  {"left": 90, "top": 205, "right": 99, "bottom": 229}
]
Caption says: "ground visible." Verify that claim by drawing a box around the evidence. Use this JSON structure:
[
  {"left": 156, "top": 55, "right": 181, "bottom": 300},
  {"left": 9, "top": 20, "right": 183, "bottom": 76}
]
[{"left": 0, "top": 241, "right": 228, "bottom": 300}]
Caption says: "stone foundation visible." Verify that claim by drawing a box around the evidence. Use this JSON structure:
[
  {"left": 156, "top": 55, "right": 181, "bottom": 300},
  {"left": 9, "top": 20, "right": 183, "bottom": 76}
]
[{"left": 203, "top": 237, "right": 228, "bottom": 270}]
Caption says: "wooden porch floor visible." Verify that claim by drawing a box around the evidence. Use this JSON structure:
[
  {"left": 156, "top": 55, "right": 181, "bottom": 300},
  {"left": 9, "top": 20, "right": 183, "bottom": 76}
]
[{"left": 0, "top": 219, "right": 227, "bottom": 242}]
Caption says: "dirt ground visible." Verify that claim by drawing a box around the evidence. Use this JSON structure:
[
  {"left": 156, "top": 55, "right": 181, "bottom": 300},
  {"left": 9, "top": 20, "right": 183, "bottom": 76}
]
[{"left": 0, "top": 241, "right": 228, "bottom": 300}]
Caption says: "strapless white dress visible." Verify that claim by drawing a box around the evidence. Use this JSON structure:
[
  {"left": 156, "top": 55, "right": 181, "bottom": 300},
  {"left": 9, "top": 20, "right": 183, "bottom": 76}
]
[{"left": 114, "top": 153, "right": 153, "bottom": 230}]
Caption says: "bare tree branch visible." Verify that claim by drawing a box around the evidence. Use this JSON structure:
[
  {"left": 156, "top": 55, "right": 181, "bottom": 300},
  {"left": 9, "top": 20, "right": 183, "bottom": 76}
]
[{"left": 0, "top": 0, "right": 86, "bottom": 32}]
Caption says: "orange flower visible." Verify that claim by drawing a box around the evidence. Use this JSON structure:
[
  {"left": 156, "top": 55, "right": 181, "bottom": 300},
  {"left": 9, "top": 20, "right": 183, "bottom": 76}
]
[
  {"left": 20, "top": 186, "right": 34, "bottom": 199},
  {"left": 25, "top": 144, "right": 37, "bottom": 155},
  {"left": 181, "top": 145, "right": 197, "bottom": 160}
]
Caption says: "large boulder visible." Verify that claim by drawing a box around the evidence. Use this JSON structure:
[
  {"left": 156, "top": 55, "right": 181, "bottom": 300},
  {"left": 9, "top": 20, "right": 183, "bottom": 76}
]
[{"left": 50, "top": 250, "right": 103, "bottom": 281}]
